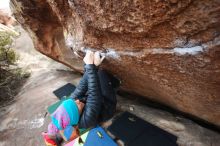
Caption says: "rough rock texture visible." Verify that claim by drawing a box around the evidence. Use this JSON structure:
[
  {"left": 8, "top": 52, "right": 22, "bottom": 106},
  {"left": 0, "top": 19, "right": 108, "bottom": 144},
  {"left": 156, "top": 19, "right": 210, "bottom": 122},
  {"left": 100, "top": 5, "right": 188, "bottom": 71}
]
[
  {"left": 0, "top": 10, "right": 15, "bottom": 26},
  {"left": 10, "top": 0, "right": 220, "bottom": 126},
  {"left": 1, "top": 26, "right": 217, "bottom": 146}
]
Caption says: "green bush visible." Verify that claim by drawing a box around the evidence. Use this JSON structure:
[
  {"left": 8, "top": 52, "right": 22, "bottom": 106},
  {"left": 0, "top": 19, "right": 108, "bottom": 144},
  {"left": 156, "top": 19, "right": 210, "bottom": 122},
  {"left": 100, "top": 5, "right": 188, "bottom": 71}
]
[
  {"left": 0, "top": 31, "right": 18, "bottom": 66},
  {"left": 0, "top": 31, "right": 29, "bottom": 107}
]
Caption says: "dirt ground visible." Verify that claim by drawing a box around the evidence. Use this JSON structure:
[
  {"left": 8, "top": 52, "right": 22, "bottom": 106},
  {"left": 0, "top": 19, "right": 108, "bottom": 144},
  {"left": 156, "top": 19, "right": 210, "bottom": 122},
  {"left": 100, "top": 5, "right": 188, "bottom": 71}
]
[
  {"left": 0, "top": 68, "right": 219, "bottom": 146},
  {"left": 0, "top": 70, "right": 81, "bottom": 146}
]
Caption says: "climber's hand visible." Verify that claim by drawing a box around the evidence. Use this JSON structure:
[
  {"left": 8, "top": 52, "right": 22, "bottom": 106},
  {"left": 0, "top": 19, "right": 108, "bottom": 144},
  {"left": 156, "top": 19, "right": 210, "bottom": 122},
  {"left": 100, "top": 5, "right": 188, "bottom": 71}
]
[
  {"left": 94, "top": 51, "right": 105, "bottom": 66},
  {"left": 83, "top": 50, "right": 94, "bottom": 64}
]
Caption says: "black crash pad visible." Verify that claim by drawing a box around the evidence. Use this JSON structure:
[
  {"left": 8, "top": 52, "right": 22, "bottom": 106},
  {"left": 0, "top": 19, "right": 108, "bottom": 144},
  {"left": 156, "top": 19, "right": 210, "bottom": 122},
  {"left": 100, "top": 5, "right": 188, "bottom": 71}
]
[
  {"left": 107, "top": 111, "right": 177, "bottom": 146},
  {"left": 53, "top": 83, "right": 76, "bottom": 99}
]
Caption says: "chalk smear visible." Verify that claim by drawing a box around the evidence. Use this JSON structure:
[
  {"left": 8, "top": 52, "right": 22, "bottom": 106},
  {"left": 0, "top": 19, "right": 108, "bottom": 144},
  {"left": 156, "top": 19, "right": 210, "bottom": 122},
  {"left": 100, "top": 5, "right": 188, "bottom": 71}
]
[
  {"left": 173, "top": 46, "right": 203, "bottom": 55},
  {"left": 105, "top": 49, "right": 121, "bottom": 59},
  {"left": 1, "top": 117, "right": 45, "bottom": 131},
  {"left": 102, "top": 45, "right": 204, "bottom": 59},
  {"left": 78, "top": 36, "right": 219, "bottom": 60},
  {"left": 29, "top": 117, "right": 45, "bottom": 129}
]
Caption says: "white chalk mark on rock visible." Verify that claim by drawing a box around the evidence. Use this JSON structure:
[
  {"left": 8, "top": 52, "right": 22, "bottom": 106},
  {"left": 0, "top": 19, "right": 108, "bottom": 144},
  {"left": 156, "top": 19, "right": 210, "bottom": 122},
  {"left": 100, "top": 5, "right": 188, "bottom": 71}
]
[
  {"left": 173, "top": 46, "right": 203, "bottom": 55},
  {"left": 77, "top": 36, "right": 219, "bottom": 60},
  {"left": 104, "top": 48, "right": 121, "bottom": 59},
  {"left": 28, "top": 117, "right": 45, "bottom": 129},
  {"left": 1, "top": 117, "right": 45, "bottom": 131}
]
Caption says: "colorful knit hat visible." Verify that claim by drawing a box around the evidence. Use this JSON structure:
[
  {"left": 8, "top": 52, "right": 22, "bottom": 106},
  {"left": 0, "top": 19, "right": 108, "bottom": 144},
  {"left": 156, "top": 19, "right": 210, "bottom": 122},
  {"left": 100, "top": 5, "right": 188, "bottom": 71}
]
[{"left": 51, "top": 99, "right": 80, "bottom": 130}]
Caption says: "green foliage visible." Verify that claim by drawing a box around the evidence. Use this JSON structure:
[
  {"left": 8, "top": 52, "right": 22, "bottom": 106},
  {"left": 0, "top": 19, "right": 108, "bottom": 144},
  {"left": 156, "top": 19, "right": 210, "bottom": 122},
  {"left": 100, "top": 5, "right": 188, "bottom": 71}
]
[
  {"left": 0, "top": 31, "right": 29, "bottom": 107},
  {"left": 0, "top": 31, "right": 18, "bottom": 66}
]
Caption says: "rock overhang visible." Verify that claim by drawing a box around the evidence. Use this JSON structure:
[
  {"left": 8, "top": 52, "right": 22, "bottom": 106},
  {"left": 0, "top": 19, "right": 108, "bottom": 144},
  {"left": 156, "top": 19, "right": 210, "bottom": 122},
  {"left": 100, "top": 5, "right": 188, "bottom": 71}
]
[{"left": 10, "top": 0, "right": 220, "bottom": 127}]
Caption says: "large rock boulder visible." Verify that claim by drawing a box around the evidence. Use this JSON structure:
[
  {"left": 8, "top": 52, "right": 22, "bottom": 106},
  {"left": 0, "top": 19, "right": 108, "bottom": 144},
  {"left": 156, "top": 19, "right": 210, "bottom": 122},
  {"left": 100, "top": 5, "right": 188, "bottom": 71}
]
[
  {"left": 10, "top": 0, "right": 220, "bottom": 126},
  {"left": 0, "top": 10, "right": 15, "bottom": 26}
]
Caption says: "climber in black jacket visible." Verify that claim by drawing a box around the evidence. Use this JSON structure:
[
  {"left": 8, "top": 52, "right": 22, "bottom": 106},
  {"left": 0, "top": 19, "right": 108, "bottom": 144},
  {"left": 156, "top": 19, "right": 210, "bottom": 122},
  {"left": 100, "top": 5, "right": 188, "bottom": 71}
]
[
  {"left": 42, "top": 50, "right": 118, "bottom": 146},
  {"left": 70, "top": 50, "right": 117, "bottom": 129}
]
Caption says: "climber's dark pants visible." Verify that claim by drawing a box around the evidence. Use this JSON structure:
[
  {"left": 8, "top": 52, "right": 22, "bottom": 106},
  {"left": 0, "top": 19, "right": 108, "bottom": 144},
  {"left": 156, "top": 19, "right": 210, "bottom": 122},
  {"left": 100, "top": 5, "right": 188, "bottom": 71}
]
[{"left": 98, "top": 69, "right": 118, "bottom": 121}]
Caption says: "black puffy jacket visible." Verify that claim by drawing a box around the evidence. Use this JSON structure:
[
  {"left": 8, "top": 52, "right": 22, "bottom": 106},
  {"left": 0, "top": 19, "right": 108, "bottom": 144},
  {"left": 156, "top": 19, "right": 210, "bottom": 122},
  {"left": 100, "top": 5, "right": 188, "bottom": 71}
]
[{"left": 70, "top": 64, "right": 102, "bottom": 128}]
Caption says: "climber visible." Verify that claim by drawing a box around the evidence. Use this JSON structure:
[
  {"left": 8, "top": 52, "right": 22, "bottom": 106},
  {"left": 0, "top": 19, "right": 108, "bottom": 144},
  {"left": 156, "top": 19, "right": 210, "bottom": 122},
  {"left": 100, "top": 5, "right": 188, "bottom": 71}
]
[{"left": 42, "top": 50, "right": 118, "bottom": 146}]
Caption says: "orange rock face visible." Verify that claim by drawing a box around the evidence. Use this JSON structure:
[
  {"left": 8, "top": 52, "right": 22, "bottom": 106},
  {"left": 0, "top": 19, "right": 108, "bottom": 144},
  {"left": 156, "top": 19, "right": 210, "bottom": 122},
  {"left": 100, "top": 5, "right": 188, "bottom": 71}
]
[
  {"left": 0, "top": 10, "right": 15, "bottom": 26},
  {"left": 11, "top": 0, "right": 220, "bottom": 126}
]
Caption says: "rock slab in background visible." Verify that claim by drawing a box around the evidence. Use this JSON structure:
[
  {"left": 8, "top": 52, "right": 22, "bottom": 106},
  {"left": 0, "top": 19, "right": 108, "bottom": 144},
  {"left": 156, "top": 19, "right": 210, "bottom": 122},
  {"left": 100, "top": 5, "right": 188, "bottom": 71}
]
[{"left": 10, "top": 0, "right": 220, "bottom": 126}]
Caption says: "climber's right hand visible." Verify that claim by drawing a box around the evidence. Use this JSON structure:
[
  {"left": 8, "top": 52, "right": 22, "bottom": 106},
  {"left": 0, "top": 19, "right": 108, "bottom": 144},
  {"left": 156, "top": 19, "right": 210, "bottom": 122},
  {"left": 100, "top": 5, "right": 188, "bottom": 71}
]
[{"left": 94, "top": 51, "right": 105, "bottom": 66}]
